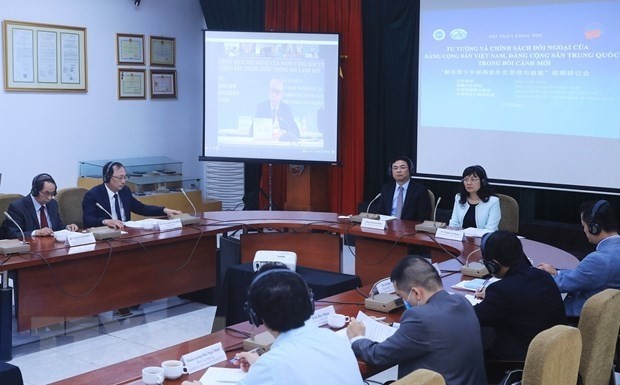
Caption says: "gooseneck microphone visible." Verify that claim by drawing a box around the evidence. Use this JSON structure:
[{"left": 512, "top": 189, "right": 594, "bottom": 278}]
[
  {"left": 432, "top": 197, "right": 442, "bottom": 227},
  {"left": 414, "top": 195, "right": 447, "bottom": 233},
  {"left": 180, "top": 188, "right": 197, "bottom": 217},
  {"left": 3, "top": 211, "right": 27, "bottom": 244},
  {"left": 95, "top": 203, "right": 115, "bottom": 221},
  {"left": 366, "top": 193, "right": 382, "bottom": 213}
]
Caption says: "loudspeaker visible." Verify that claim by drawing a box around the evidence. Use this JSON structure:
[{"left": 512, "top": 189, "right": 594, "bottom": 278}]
[
  {"left": 387, "top": 156, "right": 414, "bottom": 177},
  {"left": 245, "top": 268, "right": 314, "bottom": 327},
  {"left": 588, "top": 200, "right": 609, "bottom": 236},
  {"left": 30, "top": 173, "right": 56, "bottom": 197},
  {"left": 480, "top": 232, "right": 500, "bottom": 275},
  {"left": 102, "top": 161, "right": 122, "bottom": 183}
]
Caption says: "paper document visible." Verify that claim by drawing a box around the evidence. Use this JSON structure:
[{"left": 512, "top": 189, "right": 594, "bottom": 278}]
[
  {"left": 451, "top": 277, "right": 500, "bottom": 292},
  {"left": 199, "top": 367, "right": 246, "bottom": 384},
  {"left": 464, "top": 294, "right": 482, "bottom": 306},
  {"left": 124, "top": 218, "right": 168, "bottom": 229},
  {"left": 463, "top": 227, "right": 492, "bottom": 237},
  {"left": 354, "top": 311, "right": 397, "bottom": 342}
]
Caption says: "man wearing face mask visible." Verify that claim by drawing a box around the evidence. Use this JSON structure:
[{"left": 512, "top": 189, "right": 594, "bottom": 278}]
[{"left": 346, "top": 256, "right": 487, "bottom": 385}]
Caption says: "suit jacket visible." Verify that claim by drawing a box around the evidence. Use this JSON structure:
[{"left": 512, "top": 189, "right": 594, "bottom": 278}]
[
  {"left": 474, "top": 259, "right": 567, "bottom": 360},
  {"left": 352, "top": 290, "right": 487, "bottom": 385},
  {"left": 553, "top": 235, "right": 620, "bottom": 317},
  {"left": 374, "top": 181, "right": 431, "bottom": 221},
  {"left": 1, "top": 195, "right": 65, "bottom": 239},
  {"left": 82, "top": 184, "right": 165, "bottom": 228},
  {"left": 255, "top": 100, "right": 300, "bottom": 140},
  {"left": 449, "top": 194, "right": 501, "bottom": 230}
]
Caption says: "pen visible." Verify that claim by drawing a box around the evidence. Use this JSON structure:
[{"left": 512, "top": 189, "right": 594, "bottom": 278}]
[{"left": 228, "top": 347, "right": 260, "bottom": 364}]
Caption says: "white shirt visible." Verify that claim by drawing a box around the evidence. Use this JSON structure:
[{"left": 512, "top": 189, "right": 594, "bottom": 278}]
[
  {"left": 105, "top": 185, "right": 126, "bottom": 221},
  {"left": 239, "top": 322, "right": 363, "bottom": 385}
]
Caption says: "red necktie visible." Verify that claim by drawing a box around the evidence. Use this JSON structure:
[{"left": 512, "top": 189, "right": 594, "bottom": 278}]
[{"left": 40, "top": 206, "right": 49, "bottom": 228}]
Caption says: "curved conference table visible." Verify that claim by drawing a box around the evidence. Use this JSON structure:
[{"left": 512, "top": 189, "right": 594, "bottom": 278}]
[{"left": 1, "top": 210, "right": 578, "bottom": 362}]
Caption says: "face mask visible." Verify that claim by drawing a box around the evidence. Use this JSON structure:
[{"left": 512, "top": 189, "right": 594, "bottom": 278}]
[{"left": 404, "top": 288, "right": 414, "bottom": 309}]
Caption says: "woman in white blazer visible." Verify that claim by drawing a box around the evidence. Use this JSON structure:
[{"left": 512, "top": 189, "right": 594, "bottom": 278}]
[{"left": 449, "top": 165, "right": 501, "bottom": 230}]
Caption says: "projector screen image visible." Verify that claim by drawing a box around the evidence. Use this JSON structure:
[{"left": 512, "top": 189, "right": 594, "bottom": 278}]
[
  {"left": 202, "top": 30, "right": 340, "bottom": 164},
  {"left": 417, "top": 0, "right": 620, "bottom": 192}
]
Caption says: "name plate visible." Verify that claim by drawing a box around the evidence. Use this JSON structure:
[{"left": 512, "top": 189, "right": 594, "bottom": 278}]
[
  {"left": 66, "top": 232, "right": 96, "bottom": 247},
  {"left": 376, "top": 278, "right": 395, "bottom": 294},
  {"left": 435, "top": 228, "right": 464, "bottom": 241},
  {"left": 181, "top": 342, "right": 227, "bottom": 374},
  {"left": 310, "top": 305, "right": 335, "bottom": 326},
  {"left": 158, "top": 218, "right": 183, "bottom": 231},
  {"left": 361, "top": 218, "right": 386, "bottom": 230}
]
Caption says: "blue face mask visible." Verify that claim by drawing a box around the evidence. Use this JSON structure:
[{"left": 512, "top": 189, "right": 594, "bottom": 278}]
[{"left": 403, "top": 288, "right": 414, "bottom": 309}]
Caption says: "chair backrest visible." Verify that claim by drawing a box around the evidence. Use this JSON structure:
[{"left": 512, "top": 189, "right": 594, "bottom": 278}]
[
  {"left": 427, "top": 189, "right": 436, "bottom": 218},
  {"left": 497, "top": 193, "right": 519, "bottom": 233},
  {"left": 55, "top": 187, "right": 88, "bottom": 228},
  {"left": 522, "top": 325, "right": 582, "bottom": 385},
  {"left": 0, "top": 193, "right": 24, "bottom": 227},
  {"left": 392, "top": 368, "right": 446, "bottom": 385},
  {"left": 578, "top": 288, "right": 620, "bottom": 385}
]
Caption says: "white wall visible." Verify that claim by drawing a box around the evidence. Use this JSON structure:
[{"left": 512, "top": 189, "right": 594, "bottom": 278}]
[{"left": 0, "top": 0, "right": 206, "bottom": 194}]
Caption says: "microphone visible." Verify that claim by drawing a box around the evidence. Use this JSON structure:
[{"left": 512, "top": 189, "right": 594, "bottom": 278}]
[
  {"left": 460, "top": 248, "right": 490, "bottom": 277},
  {"left": 180, "top": 188, "right": 197, "bottom": 217},
  {"left": 350, "top": 193, "right": 381, "bottom": 223},
  {"left": 364, "top": 277, "right": 404, "bottom": 313},
  {"left": 3, "top": 211, "right": 27, "bottom": 244},
  {"left": 0, "top": 212, "right": 31, "bottom": 255},
  {"left": 169, "top": 188, "right": 201, "bottom": 226},
  {"left": 95, "top": 202, "right": 114, "bottom": 221},
  {"left": 415, "top": 195, "right": 447, "bottom": 233}
]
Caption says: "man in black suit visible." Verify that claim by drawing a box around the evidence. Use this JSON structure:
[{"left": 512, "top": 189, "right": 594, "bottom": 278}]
[
  {"left": 474, "top": 230, "right": 566, "bottom": 362},
  {"left": 374, "top": 156, "right": 431, "bottom": 221},
  {"left": 255, "top": 77, "right": 299, "bottom": 141},
  {"left": 2, "top": 173, "right": 78, "bottom": 239},
  {"left": 82, "top": 161, "right": 181, "bottom": 229}
]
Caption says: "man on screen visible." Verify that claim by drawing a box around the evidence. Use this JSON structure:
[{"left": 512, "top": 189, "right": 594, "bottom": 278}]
[{"left": 255, "top": 77, "right": 299, "bottom": 141}]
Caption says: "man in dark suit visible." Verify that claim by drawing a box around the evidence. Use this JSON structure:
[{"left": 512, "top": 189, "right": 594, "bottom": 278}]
[
  {"left": 82, "top": 161, "right": 181, "bottom": 229},
  {"left": 254, "top": 77, "right": 299, "bottom": 141},
  {"left": 2, "top": 173, "right": 78, "bottom": 239},
  {"left": 474, "top": 230, "right": 567, "bottom": 362},
  {"left": 374, "top": 156, "right": 431, "bottom": 221},
  {"left": 346, "top": 256, "right": 487, "bottom": 385}
]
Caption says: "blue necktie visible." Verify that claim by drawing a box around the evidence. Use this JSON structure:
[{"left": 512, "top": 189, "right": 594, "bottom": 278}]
[{"left": 396, "top": 186, "right": 404, "bottom": 218}]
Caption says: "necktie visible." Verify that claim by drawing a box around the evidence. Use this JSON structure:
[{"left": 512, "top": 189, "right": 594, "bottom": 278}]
[
  {"left": 396, "top": 186, "right": 404, "bottom": 219},
  {"left": 114, "top": 194, "right": 122, "bottom": 221},
  {"left": 40, "top": 206, "right": 49, "bottom": 228}
]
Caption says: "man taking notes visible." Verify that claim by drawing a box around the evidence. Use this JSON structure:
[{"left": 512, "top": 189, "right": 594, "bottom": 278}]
[
  {"left": 82, "top": 161, "right": 181, "bottom": 229},
  {"left": 347, "top": 256, "right": 487, "bottom": 385}
]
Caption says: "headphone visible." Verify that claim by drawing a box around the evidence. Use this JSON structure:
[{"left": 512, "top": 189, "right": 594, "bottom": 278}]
[
  {"left": 469, "top": 165, "right": 488, "bottom": 187},
  {"left": 388, "top": 156, "right": 414, "bottom": 177},
  {"left": 102, "top": 161, "right": 123, "bottom": 183},
  {"left": 31, "top": 173, "right": 56, "bottom": 197},
  {"left": 588, "top": 200, "right": 609, "bottom": 235},
  {"left": 245, "top": 268, "right": 314, "bottom": 327},
  {"left": 480, "top": 232, "right": 500, "bottom": 275}
]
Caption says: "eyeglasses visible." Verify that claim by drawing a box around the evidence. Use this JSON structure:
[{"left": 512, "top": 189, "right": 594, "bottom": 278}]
[
  {"left": 462, "top": 177, "right": 480, "bottom": 183},
  {"left": 40, "top": 191, "right": 57, "bottom": 197},
  {"left": 111, "top": 175, "right": 129, "bottom": 181}
]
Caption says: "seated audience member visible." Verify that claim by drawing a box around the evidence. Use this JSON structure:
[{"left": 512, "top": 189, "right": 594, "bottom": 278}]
[
  {"left": 82, "top": 161, "right": 181, "bottom": 229},
  {"left": 184, "top": 266, "right": 363, "bottom": 385},
  {"left": 2, "top": 173, "right": 78, "bottom": 238},
  {"left": 474, "top": 231, "right": 566, "bottom": 362},
  {"left": 449, "top": 165, "right": 500, "bottom": 230},
  {"left": 538, "top": 200, "right": 620, "bottom": 317},
  {"left": 373, "top": 156, "right": 431, "bottom": 221},
  {"left": 346, "top": 256, "right": 487, "bottom": 385}
]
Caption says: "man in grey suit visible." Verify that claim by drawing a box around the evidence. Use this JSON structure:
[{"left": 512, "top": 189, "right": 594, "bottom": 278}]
[{"left": 346, "top": 256, "right": 487, "bottom": 385}]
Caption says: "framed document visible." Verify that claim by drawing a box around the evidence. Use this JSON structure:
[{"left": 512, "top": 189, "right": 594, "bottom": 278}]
[
  {"left": 150, "top": 36, "right": 175, "bottom": 67},
  {"left": 117, "top": 33, "right": 144, "bottom": 65},
  {"left": 118, "top": 68, "right": 146, "bottom": 99},
  {"left": 3, "top": 20, "right": 87, "bottom": 92},
  {"left": 150, "top": 69, "right": 177, "bottom": 99}
]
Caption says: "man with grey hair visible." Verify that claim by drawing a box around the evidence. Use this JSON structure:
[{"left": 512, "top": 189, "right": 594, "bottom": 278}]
[{"left": 346, "top": 256, "right": 487, "bottom": 385}]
